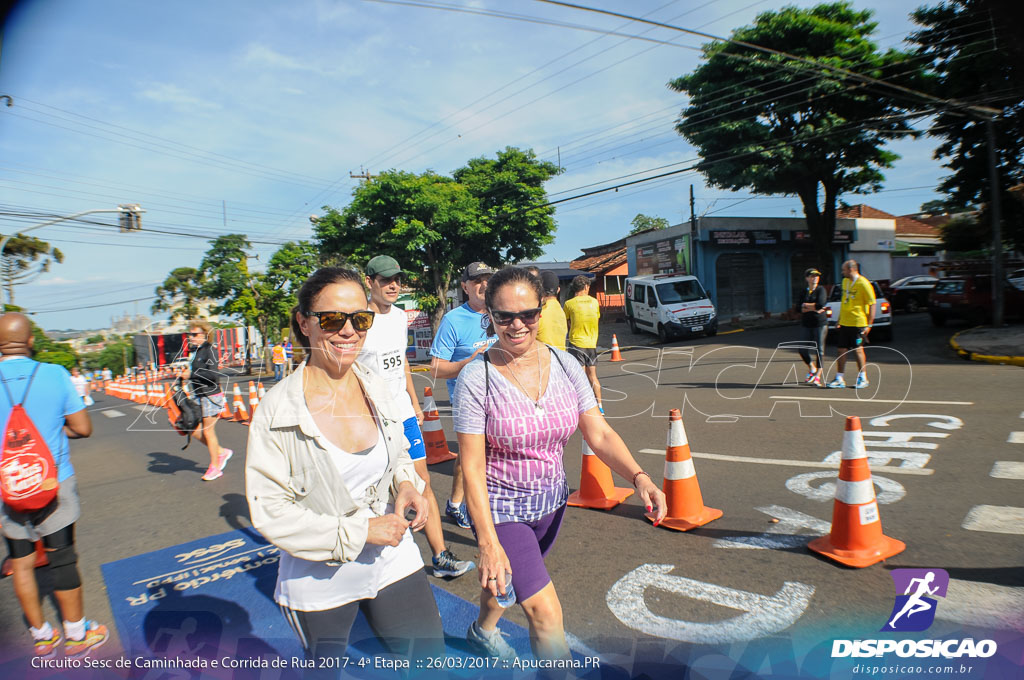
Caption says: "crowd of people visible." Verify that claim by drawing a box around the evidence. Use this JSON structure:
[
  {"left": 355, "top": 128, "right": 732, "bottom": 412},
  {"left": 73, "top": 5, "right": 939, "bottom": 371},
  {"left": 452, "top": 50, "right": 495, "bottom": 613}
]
[{"left": 0, "top": 254, "right": 877, "bottom": 668}]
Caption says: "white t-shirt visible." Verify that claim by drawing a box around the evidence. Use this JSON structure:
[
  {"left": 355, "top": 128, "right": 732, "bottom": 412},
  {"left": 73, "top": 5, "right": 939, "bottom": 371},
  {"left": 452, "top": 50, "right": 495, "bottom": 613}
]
[
  {"left": 70, "top": 374, "right": 88, "bottom": 397},
  {"left": 274, "top": 417, "right": 422, "bottom": 612},
  {"left": 357, "top": 305, "right": 416, "bottom": 421}
]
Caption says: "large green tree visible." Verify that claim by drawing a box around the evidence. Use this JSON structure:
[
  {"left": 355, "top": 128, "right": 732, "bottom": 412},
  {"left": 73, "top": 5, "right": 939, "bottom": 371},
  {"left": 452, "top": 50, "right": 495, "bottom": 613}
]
[
  {"left": 670, "top": 2, "right": 919, "bottom": 279},
  {"left": 908, "top": 0, "right": 1024, "bottom": 253},
  {"left": 315, "top": 147, "right": 560, "bottom": 329},
  {"left": 193, "top": 236, "right": 320, "bottom": 371},
  {"left": 629, "top": 213, "right": 670, "bottom": 235},
  {"left": 1, "top": 235, "right": 64, "bottom": 304},
  {"left": 152, "top": 267, "right": 204, "bottom": 320}
]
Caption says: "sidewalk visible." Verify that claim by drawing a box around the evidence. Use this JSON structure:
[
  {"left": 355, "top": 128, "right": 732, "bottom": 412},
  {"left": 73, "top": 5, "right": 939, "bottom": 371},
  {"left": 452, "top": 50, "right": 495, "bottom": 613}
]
[{"left": 949, "top": 325, "right": 1024, "bottom": 367}]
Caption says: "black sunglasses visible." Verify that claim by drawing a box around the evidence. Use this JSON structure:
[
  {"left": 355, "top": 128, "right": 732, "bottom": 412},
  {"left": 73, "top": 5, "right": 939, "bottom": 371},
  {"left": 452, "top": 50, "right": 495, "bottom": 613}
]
[
  {"left": 489, "top": 307, "right": 542, "bottom": 326},
  {"left": 306, "top": 310, "right": 376, "bottom": 332}
]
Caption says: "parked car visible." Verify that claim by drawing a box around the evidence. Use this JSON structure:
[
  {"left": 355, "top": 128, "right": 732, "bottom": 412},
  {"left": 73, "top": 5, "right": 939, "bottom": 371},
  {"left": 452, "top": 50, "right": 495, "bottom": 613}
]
[
  {"left": 887, "top": 275, "right": 939, "bottom": 313},
  {"left": 824, "top": 280, "right": 893, "bottom": 341},
  {"left": 624, "top": 274, "right": 718, "bottom": 342},
  {"left": 928, "top": 274, "right": 1024, "bottom": 326}
]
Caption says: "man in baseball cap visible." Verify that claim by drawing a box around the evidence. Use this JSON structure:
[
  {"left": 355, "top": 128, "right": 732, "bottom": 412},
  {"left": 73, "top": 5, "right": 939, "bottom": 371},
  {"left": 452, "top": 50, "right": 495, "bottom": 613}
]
[
  {"left": 461, "top": 261, "right": 496, "bottom": 282},
  {"left": 366, "top": 255, "right": 402, "bottom": 279}
]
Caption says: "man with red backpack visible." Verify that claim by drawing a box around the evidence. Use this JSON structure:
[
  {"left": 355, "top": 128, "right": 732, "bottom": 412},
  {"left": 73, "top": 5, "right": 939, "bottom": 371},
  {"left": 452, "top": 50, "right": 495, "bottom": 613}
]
[{"left": 0, "top": 313, "right": 107, "bottom": 658}]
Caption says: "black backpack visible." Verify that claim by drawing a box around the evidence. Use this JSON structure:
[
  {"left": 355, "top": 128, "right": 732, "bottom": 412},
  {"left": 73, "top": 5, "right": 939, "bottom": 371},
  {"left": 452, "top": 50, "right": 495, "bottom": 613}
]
[{"left": 171, "top": 379, "right": 203, "bottom": 450}]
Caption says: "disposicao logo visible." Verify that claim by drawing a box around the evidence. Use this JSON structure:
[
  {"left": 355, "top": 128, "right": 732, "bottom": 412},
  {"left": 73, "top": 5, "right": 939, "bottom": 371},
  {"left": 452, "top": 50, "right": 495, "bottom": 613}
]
[
  {"left": 882, "top": 568, "right": 949, "bottom": 632},
  {"left": 831, "top": 567, "right": 998, "bottom": 659}
]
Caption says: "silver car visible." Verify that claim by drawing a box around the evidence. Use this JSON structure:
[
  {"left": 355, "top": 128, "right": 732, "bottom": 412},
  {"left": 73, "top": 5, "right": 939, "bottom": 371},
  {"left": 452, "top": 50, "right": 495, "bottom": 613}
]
[{"left": 824, "top": 280, "right": 893, "bottom": 342}]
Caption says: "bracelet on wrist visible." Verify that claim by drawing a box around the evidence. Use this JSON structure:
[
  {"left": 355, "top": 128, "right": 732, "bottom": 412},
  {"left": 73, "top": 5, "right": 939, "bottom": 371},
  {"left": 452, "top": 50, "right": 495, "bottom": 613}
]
[{"left": 632, "top": 471, "right": 651, "bottom": 488}]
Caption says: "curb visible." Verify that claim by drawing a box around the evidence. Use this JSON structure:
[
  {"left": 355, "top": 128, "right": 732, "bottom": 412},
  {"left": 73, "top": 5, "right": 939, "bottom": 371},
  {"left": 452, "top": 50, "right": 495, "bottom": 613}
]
[{"left": 949, "top": 328, "right": 1024, "bottom": 367}]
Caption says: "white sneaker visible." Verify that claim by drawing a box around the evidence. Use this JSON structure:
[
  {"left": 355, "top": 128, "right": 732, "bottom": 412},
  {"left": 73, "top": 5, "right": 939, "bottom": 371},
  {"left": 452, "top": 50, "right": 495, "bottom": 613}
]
[{"left": 466, "top": 622, "right": 516, "bottom": 661}]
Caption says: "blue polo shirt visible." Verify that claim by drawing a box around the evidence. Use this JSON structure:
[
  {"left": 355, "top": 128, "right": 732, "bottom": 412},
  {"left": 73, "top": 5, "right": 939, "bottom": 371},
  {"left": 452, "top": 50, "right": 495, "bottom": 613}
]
[
  {"left": 0, "top": 357, "right": 84, "bottom": 482},
  {"left": 429, "top": 303, "right": 495, "bottom": 399}
]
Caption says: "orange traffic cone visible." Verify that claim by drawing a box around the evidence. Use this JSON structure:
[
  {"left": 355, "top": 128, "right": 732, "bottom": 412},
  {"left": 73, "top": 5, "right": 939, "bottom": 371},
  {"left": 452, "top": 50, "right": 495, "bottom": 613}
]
[
  {"left": 567, "top": 439, "right": 634, "bottom": 509},
  {"left": 650, "top": 409, "right": 722, "bottom": 531},
  {"left": 422, "top": 387, "right": 456, "bottom": 464},
  {"left": 610, "top": 334, "right": 623, "bottom": 362},
  {"left": 248, "top": 381, "right": 259, "bottom": 418},
  {"left": 219, "top": 393, "right": 233, "bottom": 419},
  {"left": 808, "top": 416, "right": 905, "bottom": 568},
  {"left": 232, "top": 383, "right": 249, "bottom": 422}
]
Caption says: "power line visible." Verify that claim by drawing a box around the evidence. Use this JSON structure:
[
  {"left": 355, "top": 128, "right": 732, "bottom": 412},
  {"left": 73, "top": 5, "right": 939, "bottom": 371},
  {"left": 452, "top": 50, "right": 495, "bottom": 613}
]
[{"left": 27, "top": 296, "right": 158, "bottom": 314}]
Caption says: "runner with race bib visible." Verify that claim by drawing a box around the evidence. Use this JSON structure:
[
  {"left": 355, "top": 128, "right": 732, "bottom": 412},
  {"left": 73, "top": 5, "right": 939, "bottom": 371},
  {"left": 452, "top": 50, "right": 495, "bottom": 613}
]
[{"left": 358, "top": 255, "right": 475, "bottom": 580}]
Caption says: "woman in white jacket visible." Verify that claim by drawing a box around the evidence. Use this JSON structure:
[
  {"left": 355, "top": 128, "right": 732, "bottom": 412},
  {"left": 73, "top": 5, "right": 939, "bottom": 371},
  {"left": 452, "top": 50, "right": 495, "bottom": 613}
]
[{"left": 246, "top": 267, "right": 442, "bottom": 664}]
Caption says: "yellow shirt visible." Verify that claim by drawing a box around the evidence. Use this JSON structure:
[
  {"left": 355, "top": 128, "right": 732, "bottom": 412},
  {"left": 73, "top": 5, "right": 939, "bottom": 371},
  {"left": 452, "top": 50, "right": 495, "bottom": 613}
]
[
  {"left": 564, "top": 295, "right": 600, "bottom": 349},
  {"left": 536, "top": 297, "right": 567, "bottom": 350},
  {"left": 839, "top": 275, "right": 876, "bottom": 327}
]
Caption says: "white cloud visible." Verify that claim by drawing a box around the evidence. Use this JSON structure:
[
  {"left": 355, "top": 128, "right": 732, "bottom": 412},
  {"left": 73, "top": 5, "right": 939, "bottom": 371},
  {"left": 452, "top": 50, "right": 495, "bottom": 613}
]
[{"left": 138, "top": 83, "right": 222, "bottom": 111}]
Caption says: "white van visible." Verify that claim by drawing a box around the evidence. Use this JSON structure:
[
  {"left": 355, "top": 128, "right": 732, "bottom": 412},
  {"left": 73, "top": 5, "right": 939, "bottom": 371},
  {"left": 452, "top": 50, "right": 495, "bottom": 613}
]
[{"left": 624, "top": 274, "right": 718, "bottom": 342}]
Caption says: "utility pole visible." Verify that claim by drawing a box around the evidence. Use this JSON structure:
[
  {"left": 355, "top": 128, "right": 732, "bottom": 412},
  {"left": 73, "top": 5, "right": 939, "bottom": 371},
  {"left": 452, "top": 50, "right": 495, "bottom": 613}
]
[
  {"left": 350, "top": 168, "right": 375, "bottom": 182},
  {"left": 689, "top": 185, "right": 697, "bottom": 276}
]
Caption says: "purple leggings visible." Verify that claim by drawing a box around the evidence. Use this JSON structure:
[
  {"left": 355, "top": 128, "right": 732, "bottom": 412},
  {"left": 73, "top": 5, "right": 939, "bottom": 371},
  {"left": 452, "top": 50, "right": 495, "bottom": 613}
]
[{"left": 493, "top": 504, "right": 566, "bottom": 602}]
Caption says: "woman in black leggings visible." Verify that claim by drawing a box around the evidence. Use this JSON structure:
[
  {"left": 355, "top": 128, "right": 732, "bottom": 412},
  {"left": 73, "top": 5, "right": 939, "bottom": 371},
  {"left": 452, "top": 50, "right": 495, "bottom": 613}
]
[{"left": 796, "top": 268, "right": 828, "bottom": 386}]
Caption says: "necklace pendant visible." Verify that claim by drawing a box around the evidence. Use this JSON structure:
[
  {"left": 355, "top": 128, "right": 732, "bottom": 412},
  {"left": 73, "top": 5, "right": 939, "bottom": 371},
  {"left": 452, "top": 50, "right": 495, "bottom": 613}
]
[{"left": 534, "top": 404, "right": 545, "bottom": 417}]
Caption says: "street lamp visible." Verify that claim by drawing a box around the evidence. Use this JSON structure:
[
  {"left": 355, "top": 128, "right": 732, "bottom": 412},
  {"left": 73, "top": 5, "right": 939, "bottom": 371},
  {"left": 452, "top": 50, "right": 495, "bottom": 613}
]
[{"left": 0, "top": 204, "right": 145, "bottom": 308}]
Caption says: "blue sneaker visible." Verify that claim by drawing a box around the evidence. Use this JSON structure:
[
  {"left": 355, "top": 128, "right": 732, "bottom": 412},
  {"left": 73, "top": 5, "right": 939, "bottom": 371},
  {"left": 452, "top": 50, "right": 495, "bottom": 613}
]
[
  {"left": 826, "top": 377, "right": 846, "bottom": 389},
  {"left": 854, "top": 375, "right": 870, "bottom": 389},
  {"left": 445, "top": 501, "right": 472, "bottom": 529}
]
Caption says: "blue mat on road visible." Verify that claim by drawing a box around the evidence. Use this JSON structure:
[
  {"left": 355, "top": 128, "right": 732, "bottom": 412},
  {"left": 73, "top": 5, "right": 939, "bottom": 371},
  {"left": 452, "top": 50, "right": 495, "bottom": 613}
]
[{"left": 101, "top": 529, "right": 607, "bottom": 679}]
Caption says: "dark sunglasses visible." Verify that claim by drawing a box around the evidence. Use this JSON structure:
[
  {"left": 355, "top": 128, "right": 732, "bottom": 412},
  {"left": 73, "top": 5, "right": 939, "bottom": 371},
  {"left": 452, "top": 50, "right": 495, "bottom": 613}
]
[
  {"left": 306, "top": 310, "right": 375, "bottom": 332},
  {"left": 489, "top": 307, "right": 542, "bottom": 326}
]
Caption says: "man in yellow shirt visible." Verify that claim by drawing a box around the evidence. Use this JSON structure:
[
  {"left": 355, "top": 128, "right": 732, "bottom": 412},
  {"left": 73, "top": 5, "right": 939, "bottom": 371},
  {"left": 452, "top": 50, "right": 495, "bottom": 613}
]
[
  {"left": 827, "top": 260, "right": 876, "bottom": 389},
  {"left": 536, "top": 271, "right": 567, "bottom": 350},
  {"left": 564, "top": 275, "right": 604, "bottom": 413}
]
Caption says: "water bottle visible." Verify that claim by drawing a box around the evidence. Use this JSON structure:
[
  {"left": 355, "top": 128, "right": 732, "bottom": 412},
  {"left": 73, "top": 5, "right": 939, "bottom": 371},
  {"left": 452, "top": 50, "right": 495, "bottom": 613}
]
[{"left": 495, "top": 571, "right": 516, "bottom": 608}]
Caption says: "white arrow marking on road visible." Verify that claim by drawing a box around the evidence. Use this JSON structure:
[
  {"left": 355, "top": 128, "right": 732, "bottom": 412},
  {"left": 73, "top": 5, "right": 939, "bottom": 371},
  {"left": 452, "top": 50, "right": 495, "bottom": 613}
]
[
  {"left": 713, "top": 505, "right": 830, "bottom": 550},
  {"left": 785, "top": 471, "right": 905, "bottom": 504},
  {"left": 1008, "top": 432, "right": 1024, "bottom": 444},
  {"left": 990, "top": 461, "right": 1024, "bottom": 480},
  {"left": 962, "top": 505, "right": 1024, "bottom": 535},
  {"left": 937, "top": 580, "right": 1024, "bottom": 632},
  {"left": 869, "top": 414, "right": 963, "bottom": 430},
  {"left": 606, "top": 564, "right": 815, "bottom": 644},
  {"left": 101, "top": 409, "right": 126, "bottom": 418}
]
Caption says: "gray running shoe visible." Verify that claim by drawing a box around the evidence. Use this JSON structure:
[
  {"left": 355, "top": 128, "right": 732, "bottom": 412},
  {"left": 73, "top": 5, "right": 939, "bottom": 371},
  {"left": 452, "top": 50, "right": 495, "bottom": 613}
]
[
  {"left": 445, "top": 501, "right": 473, "bottom": 529},
  {"left": 466, "top": 622, "right": 516, "bottom": 661},
  {"left": 432, "top": 550, "right": 475, "bottom": 578}
]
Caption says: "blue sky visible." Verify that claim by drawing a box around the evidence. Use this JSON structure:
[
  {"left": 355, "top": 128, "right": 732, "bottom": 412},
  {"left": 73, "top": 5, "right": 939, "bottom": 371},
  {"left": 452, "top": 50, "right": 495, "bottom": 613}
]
[{"left": 1, "top": 0, "right": 951, "bottom": 330}]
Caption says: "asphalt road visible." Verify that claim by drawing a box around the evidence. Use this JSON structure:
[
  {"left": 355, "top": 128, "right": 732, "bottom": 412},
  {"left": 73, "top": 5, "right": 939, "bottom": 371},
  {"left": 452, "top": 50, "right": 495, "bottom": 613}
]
[{"left": 1, "top": 313, "right": 1021, "bottom": 672}]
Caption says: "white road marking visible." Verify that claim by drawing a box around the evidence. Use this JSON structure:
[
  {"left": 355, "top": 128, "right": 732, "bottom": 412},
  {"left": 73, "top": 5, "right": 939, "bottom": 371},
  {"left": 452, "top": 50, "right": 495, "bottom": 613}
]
[
  {"left": 769, "top": 395, "right": 973, "bottom": 405},
  {"left": 713, "top": 505, "right": 830, "bottom": 550},
  {"left": 962, "top": 505, "right": 1024, "bottom": 535},
  {"left": 937, "top": 580, "right": 1024, "bottom": 632},
  {"left": 1008, "top": 431, "right": 1024, "bottom": 444},
  {"left": 785, "top": 471, "right": 905, "bottom": 504},
  {"left": 869, "top": 414, "right": 963, "bottom": 430},
  {"left": 991, "top": 461, "right": 1024, "bottom": 480},
  {"left": 101, "top": 409, "right": 126, "bottom": 419},
  {"left": 637, "top": 449, "right": 934, "bottom": 476},
  {"left": 133, "top": 404, "right": 155, "bottom": 411},
  {"left": 605, "top": 564, "right": 815, "bottom": 644}
]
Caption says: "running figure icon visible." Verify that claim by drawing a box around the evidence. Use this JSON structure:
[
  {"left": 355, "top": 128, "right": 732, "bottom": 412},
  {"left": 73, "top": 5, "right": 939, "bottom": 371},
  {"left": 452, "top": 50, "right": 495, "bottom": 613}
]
[{"left": 888, "top": 571, "right": 939, "bottom": 628}]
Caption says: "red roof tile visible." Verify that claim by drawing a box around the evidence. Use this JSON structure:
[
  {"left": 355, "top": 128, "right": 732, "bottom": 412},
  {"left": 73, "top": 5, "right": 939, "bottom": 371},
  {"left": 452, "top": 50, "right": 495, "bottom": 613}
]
[{"left": 837, "top": 204, "right": 940, "bottom": 237}]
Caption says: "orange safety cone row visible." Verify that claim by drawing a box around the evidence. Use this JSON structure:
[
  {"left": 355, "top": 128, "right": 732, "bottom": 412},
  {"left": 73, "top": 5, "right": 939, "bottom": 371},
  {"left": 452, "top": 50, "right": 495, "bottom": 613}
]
[
  {"left": 232, "top": 383, "right": 249, "bottom": 422},
  {"left": 421, "top": 387, "right": 456, "bottom": 464},
  {"left": 650, "top": 409, "right": 722, "bottom": 531},
  {"left": 567, "top": 439, "right": 634, "bottom": 510},
  {"left": 808, "top": 416, "right": 906, "bottom": 568},
  {"left": 609, "top": 334, "right": 623, "bottom": 362}
]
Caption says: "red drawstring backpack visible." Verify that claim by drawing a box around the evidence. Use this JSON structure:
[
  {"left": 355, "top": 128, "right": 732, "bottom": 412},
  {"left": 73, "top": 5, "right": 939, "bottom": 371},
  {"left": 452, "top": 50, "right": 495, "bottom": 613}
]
[{"left": 0, "top": 364, "right": 60, "bottom": 512}]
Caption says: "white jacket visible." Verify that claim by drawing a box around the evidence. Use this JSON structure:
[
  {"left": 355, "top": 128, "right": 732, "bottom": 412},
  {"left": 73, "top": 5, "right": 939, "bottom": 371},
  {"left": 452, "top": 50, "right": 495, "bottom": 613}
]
[{"left": 245, "top": 361, "right": 424, "bottom": 566}]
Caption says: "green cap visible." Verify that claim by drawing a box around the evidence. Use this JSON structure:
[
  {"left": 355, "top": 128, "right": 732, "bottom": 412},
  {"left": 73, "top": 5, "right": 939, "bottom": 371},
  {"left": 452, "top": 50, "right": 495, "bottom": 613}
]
[{"left": 366, "top": 255, "right": 402, "bottom": 278}]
